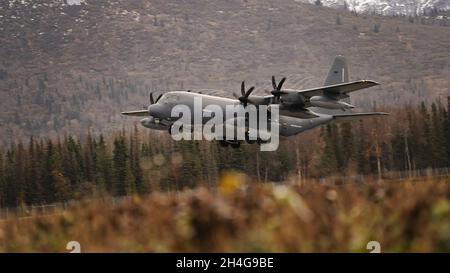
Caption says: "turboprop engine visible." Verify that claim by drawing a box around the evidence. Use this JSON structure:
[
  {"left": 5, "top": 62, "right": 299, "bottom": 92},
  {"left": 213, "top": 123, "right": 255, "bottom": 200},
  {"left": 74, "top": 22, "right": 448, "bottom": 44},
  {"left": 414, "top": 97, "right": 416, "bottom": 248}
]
[
  {"left": 309, "top": 96, "right": 355, "bottom": 110},
  {"left": 140, "top": 117, "right": 167, "bottom": 130}
]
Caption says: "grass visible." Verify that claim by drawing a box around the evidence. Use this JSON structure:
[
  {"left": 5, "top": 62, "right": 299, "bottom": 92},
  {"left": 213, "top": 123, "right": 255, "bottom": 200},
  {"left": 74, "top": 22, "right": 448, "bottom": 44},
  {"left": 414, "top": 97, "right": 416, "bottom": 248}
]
[{"left": 1, "top": 173, "right": 449, "bottom": 252}]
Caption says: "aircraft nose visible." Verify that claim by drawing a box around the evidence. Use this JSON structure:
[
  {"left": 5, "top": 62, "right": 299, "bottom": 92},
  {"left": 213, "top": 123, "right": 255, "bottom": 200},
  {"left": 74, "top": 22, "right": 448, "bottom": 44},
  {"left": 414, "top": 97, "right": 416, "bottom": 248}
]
[{"left": 148, "top": 104, "right": 166, "bottom": 119}]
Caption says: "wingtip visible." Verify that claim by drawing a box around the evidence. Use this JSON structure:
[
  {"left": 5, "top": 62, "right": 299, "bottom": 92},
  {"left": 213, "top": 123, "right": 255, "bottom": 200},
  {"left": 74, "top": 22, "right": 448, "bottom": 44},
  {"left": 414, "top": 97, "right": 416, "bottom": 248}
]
[{"left": 361, "top": 80, "right": 381, "bottom": 86}]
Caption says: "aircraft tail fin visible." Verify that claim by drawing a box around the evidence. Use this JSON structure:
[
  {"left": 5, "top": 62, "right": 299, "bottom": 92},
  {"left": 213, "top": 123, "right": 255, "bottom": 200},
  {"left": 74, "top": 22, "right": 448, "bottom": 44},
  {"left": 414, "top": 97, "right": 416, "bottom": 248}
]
[
  {"left": 324, "top": 55, "right": 349, "bottom": 86},
  {"left": 312, "top": 55, "right": 350, "bottom": 115}
]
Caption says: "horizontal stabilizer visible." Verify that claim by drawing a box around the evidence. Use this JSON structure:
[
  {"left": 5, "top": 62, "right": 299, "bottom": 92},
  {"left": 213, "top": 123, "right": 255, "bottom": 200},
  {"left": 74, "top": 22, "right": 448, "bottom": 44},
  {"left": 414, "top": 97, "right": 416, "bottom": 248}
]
[
  {"left": 121, "top": 110, "right": 148, "bottom": 117},
  {"left": 296, "top": 80, "right": 380, "bottom": 98},
  {"left": 333, "top": 112, "right": 389, "bottom": 122}
]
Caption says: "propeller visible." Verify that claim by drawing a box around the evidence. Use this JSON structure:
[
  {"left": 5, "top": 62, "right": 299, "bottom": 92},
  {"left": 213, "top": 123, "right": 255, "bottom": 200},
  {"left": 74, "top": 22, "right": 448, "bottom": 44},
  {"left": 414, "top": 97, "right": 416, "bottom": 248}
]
[
  {"left": 149, "top": 93, "right": 162, "bottom": 105},
  {"left": 270, "top": 76, "right": 287, "bottom": 99},
  {"left": 236, "top": 81, "right": 255, "bottom": 106}
]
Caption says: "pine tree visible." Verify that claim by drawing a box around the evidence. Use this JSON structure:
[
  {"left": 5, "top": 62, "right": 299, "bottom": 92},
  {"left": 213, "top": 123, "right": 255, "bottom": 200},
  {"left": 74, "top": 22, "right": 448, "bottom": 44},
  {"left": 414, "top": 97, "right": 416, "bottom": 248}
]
[
  {"left": 0, "top": 148, "right": 5, "bottom": 207},
  {"left": 96, "top": 134, "right": 112, "bottom": 194},
  {"left": 430, "top": 102, "right": 447, "bottom": 168},
  {"left": 355, "top": 121, "right": 368, "bottom": 174},
  {"left": 26, "top": 137, "right": 42, "bottom": 204},
  {"left": 407, "top": 110, "right": 420, "bottom": 170},
  {"left": 442, "top": 97, "right": 450, "bottom": 167},
  {"left": 391, "top": 127, "right": 405, "bottom": 171},
  {"left": 62, "top": 136, "right": 82, "bottom": 188},
  {"left": 318, "top": 125, "right": 339, "bottom": 175},
  {"left": 4, "top": 148, "right": 18, "bottom": 207},
  {"left": 419, "top": 102, "right": 432, "bottom": 168},
  {"left": 14, "top": 142, "right": 26, "bottom": 206},
  {"left": 130, "top": 125, "right": 145, "bottom": 193},
  {"left": 43, "top": 140, "right": 58, "bottom": 203},
  {"left": 340, "top": 122, "right": 353, "bottom": 171},
  {"left": 113, "top": 136, "right": 129, "bottom": 196},
  {"left": 83, "top": 132, "right": 96, "bottom": 183}
]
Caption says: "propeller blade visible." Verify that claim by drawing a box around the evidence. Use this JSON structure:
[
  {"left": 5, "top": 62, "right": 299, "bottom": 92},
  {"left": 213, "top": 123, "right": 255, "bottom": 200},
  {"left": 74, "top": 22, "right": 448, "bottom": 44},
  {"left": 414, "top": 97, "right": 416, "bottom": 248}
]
[
  {"left": 238, "top": 81, "right": 256, "bottom": 106},
  {"left": 241, "top": 81, "right": 246, "bottom": 96},
  {"left": 277, "top": 77, "right": 286, "bottom": 90},
  {"left": 150, "top": 93, "right": 154, "bottom": 104},
  {"left": 272, "top": 76, "right": 277, "bottom": 90},
  {"left": 155, "top": 94, "right": 163, "bottom": 103},
  {"left": 245, "top": 86, "right": 255, "bottom": 98}
]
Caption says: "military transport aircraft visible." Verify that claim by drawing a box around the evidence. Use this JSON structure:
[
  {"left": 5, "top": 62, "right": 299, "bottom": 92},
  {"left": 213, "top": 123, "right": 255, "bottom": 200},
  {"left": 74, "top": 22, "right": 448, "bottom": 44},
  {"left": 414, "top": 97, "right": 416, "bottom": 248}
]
[{"left": 122, "top": 56, "right": 388, "bottom": 148}]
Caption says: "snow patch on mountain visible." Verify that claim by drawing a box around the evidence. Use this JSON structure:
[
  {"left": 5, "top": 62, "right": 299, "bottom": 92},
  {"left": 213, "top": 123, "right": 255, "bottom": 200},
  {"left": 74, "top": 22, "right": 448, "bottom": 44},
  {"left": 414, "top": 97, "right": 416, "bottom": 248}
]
[
  {"left": 303, "top": 0, "right": 450, "bottom": 15},
  {"left": 66, "top": 0, "right": 85, "bottom": 6}
]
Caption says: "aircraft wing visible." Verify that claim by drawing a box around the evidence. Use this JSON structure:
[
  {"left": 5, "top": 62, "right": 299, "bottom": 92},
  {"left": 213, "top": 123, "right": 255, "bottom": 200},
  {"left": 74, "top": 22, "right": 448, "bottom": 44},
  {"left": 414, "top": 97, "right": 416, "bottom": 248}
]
[
  {"left": 292, "top": 80, "right": 379, "bottom": 98},
  {"left": 121, "top": 110, "right": 149, "bottom": 117},
  {"left": 332, "top": 112, "right": 389, "bottom": 122}
]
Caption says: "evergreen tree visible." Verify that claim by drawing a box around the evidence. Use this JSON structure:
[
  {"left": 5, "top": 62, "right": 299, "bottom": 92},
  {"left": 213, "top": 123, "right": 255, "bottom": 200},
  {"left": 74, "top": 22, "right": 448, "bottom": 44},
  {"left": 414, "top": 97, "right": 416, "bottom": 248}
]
[
  {"left": 113, "top": 136, "right": 129, "bottom": 196},
  {"left": 130, "top": 125, "right": 145, "bottom": 193},
  {"left": 340, "top": 122, "right": 353, "bottom": 171},
  {"left": 83, "top": 132, "right": 96, "bottom": 183},
  {"left": 318, "top": 125, "right": 339, "bottom": 175},
  {"left": 430, "top": 102, "right": 447, "bottom": 168},
  {"left": 0, "top": 148, "right": 4, "bottom": 207},
  {"left": 4, "top": 148, "right": 18, "bottom": 207},
  {"left": 419, "top": 102, "right": 432, "bottom": 168},
  {"left": 446, "top": 97, "right": 450, "bottom": 165},
  {"left": 391, "top": 127, "right": 405, "bottom": 171},
  {"left": 43, "top": 140, "right": 59, "bottom": 203},
  {"left": 96, "top": 134, "right": 112, "bottom": 194},
  {"left": 354, "top": 121, "right": 368, "bottom": 174}
]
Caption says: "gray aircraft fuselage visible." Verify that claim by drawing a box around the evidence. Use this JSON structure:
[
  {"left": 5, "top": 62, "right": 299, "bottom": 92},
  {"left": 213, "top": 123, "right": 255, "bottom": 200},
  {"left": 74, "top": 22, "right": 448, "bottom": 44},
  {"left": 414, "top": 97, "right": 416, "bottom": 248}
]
[{"left": 143, "top": 91, "right": 333, "bottom": 137}]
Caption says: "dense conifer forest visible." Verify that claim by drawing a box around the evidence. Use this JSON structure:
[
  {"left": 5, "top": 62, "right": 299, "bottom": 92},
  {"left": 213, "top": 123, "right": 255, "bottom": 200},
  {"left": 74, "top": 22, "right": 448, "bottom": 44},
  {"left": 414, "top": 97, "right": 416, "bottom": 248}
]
[{"left": 1, "top": 98, "right": 449, "bottom": 208}]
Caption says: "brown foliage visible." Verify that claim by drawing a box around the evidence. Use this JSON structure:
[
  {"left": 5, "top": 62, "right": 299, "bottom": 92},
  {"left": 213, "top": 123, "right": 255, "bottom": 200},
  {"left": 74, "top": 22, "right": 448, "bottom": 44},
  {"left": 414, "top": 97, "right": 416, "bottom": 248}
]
[{"left": 1, "top": 175, "right": 449, "bottom": 252}]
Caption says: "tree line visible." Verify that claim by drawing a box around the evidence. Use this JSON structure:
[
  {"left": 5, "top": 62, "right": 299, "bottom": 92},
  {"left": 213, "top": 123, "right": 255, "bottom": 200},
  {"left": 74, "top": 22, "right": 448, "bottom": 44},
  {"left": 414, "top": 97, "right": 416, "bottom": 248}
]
[{"left": 0, "top": 98, "right": 449, "bottom": 208}]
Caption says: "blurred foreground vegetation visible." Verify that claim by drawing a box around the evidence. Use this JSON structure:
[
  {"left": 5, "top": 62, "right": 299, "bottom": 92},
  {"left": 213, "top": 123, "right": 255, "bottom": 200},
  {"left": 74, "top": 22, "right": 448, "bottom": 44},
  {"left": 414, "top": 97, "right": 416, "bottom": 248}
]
[{"left": 1, "top": 174, "right": 449, "bottom": 252}]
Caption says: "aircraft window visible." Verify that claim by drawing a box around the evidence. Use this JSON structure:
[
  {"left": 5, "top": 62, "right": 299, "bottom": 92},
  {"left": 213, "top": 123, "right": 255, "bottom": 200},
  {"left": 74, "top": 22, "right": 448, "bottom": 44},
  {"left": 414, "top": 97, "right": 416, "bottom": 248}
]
[
  {"left": 158, "top": 94, "right": 167, "bottom": 104},
  {"left": 161, "top": 94, "right": 178, "bottom": 104},
  {"left": 165, "top": 94, "right": 173, "bottom": 103}
]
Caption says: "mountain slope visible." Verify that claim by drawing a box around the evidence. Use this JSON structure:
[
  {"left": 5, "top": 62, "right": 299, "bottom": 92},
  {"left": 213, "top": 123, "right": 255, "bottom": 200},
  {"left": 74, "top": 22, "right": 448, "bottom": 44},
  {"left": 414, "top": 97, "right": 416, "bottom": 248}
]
[{"left": 1, "top": 0, "right": 450, "bottom": 143}]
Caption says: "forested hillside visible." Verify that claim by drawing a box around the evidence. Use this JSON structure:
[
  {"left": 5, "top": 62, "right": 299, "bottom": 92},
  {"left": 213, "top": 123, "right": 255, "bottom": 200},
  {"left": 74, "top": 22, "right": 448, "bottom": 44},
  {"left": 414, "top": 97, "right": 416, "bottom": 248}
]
[
  {"left": 1, "top": 0, "right": 450, "bottom": 142},
  {"left": 1, "top": 100, "right": 449, "bottom": 208}
]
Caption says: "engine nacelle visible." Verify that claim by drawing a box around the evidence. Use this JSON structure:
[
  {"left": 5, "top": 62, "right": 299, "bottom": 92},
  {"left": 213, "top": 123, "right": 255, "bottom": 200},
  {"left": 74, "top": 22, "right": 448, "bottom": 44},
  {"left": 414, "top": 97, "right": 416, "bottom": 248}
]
[
  {"left": 309, "top": 96, "right": 355, "bottom": 110},
  {"left": 140, "top": 117, "right": 167, "bottom": 130}
]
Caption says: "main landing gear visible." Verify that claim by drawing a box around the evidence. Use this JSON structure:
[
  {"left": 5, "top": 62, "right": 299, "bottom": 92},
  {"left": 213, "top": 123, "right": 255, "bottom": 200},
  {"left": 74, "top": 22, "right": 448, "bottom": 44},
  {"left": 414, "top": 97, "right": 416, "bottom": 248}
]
[{"left": 219, "top": 140, "right": 241, "bottom": 149}]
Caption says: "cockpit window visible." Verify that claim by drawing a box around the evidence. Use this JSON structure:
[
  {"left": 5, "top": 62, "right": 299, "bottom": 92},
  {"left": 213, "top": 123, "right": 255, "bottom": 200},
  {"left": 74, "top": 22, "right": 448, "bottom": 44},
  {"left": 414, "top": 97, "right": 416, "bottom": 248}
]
[
  {"left": 160, "top": 93, "right": 179, "bottom": 104},
  {"left": 157, "top": 94, "right": 168, "bottom": 104}
]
